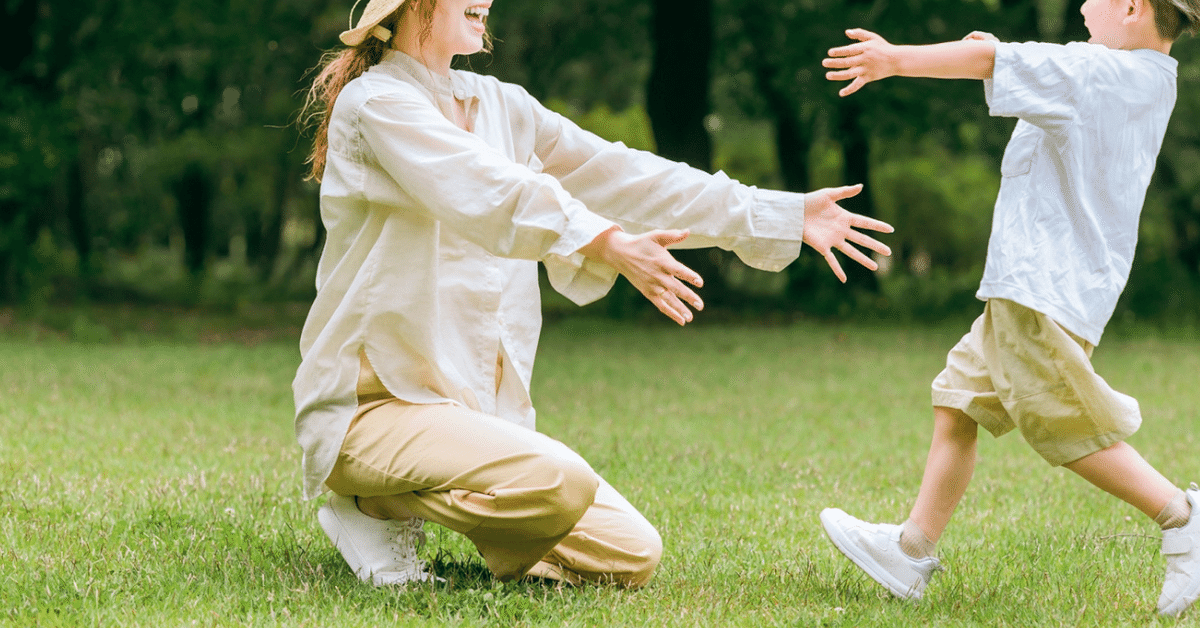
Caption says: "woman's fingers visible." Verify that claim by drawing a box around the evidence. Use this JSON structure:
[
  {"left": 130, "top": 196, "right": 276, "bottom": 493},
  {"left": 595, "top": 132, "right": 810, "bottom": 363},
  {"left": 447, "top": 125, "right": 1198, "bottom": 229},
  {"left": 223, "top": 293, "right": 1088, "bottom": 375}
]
[
  {"left": 829, "top": 183, "right": 864, "bottom": 201},
  {"left": 824, "top": 251, "right": 848, "bottom": 284},
  {"left": 836, "top": 240, "right": 878, "bottom": 271},
  {"left": 644, "top": 270, "right": 704, "bottom": 320},
  {"left": 646, "top": 284, "right": 696, "bottom": 326},
  {"left": 846, "top": 227, "right": 892, "bottom": 257},
  {"left": 851, "top": 213, "right": 894, "bottom": 234}
]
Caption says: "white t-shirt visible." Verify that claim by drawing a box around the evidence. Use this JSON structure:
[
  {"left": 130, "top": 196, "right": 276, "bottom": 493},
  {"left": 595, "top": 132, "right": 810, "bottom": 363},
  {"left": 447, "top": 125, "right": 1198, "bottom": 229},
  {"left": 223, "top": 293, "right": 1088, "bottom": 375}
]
[
  {"left": 979, "top": 41, "right": 1177, "bottom": 344},
  {"left": 293, "top": 51, "right": 806, "bottom": 499}
]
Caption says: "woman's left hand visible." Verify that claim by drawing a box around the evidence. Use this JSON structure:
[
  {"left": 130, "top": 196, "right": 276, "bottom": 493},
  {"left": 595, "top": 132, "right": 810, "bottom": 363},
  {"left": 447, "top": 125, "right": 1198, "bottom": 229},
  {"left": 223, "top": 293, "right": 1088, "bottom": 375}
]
[
  {"left": 580, "top": 227, "right": 704, "bottom": 326},
  {"left": 802, "top": 184, "right": 894, "bottom": 282}
]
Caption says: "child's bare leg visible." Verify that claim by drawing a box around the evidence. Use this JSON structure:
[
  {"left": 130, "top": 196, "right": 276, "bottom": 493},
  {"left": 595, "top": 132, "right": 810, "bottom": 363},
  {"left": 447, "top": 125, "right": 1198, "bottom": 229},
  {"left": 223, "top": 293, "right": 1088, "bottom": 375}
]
[
  {"left": 1063, "top": 441, "right": 1179, "bottom": 519},
  {"left": 908, "top": 406, "right": 979, "bottom": 543}
]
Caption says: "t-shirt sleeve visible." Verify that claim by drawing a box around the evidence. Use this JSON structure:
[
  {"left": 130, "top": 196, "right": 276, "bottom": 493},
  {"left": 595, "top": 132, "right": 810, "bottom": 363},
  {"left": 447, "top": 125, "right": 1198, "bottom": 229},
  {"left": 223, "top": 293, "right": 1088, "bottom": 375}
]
[{"left": 985, "top": 41, "right": 1100, "bottom": 132}]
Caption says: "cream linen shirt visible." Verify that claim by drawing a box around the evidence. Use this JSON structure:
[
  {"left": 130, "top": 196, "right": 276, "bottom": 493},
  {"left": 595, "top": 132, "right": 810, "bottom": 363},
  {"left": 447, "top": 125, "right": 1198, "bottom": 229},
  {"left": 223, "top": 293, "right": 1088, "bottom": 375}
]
[
  {"left": 293, "top": 51, "right": 805, "bottom": 499},
  {"left": 979, "top": 42, "right": 1177, "bottom": 344}
]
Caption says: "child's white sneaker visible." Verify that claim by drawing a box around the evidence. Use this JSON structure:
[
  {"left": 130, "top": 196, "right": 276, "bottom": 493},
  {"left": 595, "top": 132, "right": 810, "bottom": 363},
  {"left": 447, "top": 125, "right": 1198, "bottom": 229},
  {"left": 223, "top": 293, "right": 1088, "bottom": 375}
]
[
  {"left": 820, "top": 507, "right": 942, "bottom": 600},
  {"left": 1158, "top": 484, "right": 1200, "bottom": 616},
  {"left": 318, "top": 493, "right": 437, "bottom": 587}
]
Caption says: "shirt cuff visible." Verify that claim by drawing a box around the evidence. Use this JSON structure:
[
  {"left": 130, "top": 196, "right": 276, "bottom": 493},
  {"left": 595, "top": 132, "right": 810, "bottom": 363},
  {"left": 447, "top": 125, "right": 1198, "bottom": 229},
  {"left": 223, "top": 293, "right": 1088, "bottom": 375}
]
[
  {"left": 729, "top": 187, "right": 804, "bottom": 272},
  {"left": 543, "top": 209, "right": 621, "bottom": 305}
]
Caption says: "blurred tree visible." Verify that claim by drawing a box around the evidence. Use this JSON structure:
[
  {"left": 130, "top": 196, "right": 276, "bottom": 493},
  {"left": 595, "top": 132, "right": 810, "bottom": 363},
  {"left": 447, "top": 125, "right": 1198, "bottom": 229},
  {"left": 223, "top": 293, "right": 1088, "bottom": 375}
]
[
  {"left": 2, "top": 0, "right": 331, "bottom": 304},
  {"left": 646, "top": 0, "right": 713, "bottom": 170},
  {"left": 1, "top": 0, "right": 1196, "bottom": 323}
]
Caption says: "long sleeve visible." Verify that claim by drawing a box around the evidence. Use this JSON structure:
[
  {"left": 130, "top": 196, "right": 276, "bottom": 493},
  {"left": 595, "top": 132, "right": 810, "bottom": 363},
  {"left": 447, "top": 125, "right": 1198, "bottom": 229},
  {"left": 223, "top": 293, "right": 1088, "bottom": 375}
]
[
  {"left": 356, "top": 93, "right": 617, "bottom": 265},
  {"left": 524, "top": 96, "right": 805, "bottom": 274}
]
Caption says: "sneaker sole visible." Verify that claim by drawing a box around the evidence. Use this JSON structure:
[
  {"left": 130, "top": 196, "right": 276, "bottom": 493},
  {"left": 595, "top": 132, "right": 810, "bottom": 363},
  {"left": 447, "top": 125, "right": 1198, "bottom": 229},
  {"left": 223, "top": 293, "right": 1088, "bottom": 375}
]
[
  {"left": 1160, "top": 578, "right": 1200, "bottom": 616},
  {"left": 819, "top": 509, "right": 922, "bottom": 600}
]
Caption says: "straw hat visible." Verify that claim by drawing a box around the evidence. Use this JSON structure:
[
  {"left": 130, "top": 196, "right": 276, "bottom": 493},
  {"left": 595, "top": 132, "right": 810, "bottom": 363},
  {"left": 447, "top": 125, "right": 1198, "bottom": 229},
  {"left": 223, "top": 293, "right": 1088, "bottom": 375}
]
[{"left": 339, "top": 0, "right": 407, "bottom": 46}]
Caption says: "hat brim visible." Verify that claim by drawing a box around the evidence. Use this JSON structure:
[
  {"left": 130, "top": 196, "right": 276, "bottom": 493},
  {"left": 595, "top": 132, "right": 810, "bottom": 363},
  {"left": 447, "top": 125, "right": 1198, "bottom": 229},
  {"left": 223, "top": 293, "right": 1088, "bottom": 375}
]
[{"left": 339, "top": 0, "right": 407, "bottom": 46}]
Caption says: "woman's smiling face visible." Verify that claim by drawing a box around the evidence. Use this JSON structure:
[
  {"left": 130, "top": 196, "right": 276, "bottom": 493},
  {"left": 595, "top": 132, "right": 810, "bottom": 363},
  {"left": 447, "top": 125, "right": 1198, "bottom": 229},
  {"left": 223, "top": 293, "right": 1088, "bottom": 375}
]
[{"left": 428, "top": 0, "right": 491, "bottom": 59}]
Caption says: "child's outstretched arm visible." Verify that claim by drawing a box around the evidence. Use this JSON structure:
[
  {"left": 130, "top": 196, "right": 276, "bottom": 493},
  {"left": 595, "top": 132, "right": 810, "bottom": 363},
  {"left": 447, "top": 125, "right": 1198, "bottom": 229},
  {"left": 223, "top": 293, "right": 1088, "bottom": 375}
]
[{"left": 823, "top": 29, "right": 997, "bottom": 97}]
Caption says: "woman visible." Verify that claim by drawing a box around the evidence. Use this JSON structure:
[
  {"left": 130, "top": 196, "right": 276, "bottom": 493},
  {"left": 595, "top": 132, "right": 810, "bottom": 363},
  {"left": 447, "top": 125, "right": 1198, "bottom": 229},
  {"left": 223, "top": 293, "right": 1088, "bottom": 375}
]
[{"left": 296, "top": 0, "right": 893, "bottom": 588}]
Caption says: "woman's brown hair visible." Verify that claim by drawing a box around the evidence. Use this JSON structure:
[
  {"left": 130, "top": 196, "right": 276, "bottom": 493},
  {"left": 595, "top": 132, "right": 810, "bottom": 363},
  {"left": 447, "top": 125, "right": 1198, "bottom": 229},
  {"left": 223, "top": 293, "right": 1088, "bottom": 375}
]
[{"left": 300, "top": 0, "right": 440, "bottom": 182}]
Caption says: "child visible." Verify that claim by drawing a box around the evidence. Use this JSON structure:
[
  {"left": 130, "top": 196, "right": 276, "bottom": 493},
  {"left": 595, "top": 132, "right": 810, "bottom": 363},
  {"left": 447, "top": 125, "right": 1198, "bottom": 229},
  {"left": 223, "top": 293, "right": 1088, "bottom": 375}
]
[{"left": 818, "top": 0, "right": 1200, "bottom": 616}]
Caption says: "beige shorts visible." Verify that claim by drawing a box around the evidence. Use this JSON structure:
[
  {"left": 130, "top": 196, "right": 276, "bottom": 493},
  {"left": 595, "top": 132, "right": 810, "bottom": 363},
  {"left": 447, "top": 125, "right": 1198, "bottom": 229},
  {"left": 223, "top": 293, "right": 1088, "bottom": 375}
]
[{"left": 931, "top": 299, "right": 1141, "bottom": 466}]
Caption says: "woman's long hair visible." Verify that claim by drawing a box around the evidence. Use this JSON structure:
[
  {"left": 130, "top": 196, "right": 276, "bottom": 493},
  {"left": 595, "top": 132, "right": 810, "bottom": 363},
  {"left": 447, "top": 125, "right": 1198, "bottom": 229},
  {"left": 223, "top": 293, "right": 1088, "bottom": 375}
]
[
  {"left": 299, "top": 1, "right": 439, "bottom": 182},
  {"left": 300, "top": 40, "right": 386, "bottom": 183}
]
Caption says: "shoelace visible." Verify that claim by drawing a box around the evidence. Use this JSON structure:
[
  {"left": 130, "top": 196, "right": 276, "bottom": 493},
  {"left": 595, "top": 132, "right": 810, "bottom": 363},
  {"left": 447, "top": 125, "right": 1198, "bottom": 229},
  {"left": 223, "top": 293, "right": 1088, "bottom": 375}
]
[{"left": 382, "top": 518, "right": 428, "bottom": 567}]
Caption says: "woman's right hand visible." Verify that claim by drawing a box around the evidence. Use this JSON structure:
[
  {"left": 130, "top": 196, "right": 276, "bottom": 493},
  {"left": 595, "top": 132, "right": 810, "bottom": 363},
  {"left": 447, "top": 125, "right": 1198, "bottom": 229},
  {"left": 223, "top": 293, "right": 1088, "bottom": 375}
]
[{"left": 579, "top": 227, "right": 704, "bottom": 326}]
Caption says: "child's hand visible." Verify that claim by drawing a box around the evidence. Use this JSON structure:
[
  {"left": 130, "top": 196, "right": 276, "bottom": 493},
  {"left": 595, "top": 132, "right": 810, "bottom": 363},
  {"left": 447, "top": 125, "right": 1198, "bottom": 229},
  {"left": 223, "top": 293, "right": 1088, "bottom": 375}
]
[
  {"left": 802, "top": 184, "right": 894, "bottom": 283},
  {"left": 823, "top": 29, "right": 898, "bottom": 97},
  {"left": 580, "top": 228, "right": 704, "bottom": 326},
  {"left": 962, "top": 31, "right": 999, "bottom": 42}
]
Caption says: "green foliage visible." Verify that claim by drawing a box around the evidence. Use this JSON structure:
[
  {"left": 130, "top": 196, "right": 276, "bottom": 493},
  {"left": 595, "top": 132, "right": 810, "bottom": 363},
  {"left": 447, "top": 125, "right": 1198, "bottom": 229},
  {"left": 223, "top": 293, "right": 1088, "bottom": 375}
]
[
  {"left": 544, "top": 99, "right": 657, "bottom": 152},
  {"left": 3, "top": 0, "right": 1200, "bottom": 324}
]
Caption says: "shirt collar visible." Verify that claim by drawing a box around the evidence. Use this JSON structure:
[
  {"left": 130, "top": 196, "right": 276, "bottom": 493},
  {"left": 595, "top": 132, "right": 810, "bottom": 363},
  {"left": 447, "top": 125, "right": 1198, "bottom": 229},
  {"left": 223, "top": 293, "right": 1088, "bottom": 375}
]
[
  {"left": 1131, "top": 48, "right": 1179, "bottom": 76},
  {"left": 379, "top": 50, "right": 477, "bottom": 101}
]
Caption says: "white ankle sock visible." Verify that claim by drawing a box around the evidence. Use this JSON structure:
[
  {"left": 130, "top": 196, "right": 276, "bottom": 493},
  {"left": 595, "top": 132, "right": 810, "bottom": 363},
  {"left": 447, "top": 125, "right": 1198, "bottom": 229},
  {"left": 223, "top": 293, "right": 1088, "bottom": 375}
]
[
  {"left": 900, "top": 518, "right": 937, "bottom": 559},
  {"left": 1156, "top": 490, "right": 1191, "bottom": 531}
]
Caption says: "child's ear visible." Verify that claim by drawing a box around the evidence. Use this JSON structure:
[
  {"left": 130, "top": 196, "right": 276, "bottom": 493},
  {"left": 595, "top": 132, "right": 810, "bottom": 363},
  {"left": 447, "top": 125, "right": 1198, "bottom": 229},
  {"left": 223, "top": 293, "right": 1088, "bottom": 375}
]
[{"left": 1123, "top": 0, "right": 1147, "bottom": 24}]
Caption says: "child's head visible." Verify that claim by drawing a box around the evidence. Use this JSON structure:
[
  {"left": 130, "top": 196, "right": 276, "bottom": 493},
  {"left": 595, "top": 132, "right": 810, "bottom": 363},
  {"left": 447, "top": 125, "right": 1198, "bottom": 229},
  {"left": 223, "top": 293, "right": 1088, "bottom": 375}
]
[
  {"left": 1081, "top": 0, "right": 1199, "bottom": 50},
  {"left": 1147, "top": 0, "right": 1200, "bottom": 39}
]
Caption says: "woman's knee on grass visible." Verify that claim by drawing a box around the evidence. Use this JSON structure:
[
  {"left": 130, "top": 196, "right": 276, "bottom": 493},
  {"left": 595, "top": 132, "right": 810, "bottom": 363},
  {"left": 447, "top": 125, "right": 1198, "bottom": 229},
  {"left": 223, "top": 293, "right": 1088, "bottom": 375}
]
[
  {"left": 506, "top": 449, "right": 600, "bottom": 537},
  {"left": 622, "top": 525, "right": 663, "bottom": 589}
]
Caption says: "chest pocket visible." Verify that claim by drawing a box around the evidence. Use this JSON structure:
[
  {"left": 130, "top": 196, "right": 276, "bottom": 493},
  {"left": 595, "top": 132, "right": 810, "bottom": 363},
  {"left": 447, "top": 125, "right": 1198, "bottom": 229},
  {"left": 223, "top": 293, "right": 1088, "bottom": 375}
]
[{"left": 1000, "top": 121, "right": 1040, "bottom": 178}]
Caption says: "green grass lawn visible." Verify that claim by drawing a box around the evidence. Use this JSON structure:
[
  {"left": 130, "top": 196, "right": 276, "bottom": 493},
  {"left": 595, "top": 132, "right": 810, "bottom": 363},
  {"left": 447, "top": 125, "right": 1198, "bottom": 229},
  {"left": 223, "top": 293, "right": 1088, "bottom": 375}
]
[{"left": 2, "top": 316, "right": 1199, "bottom": 627}]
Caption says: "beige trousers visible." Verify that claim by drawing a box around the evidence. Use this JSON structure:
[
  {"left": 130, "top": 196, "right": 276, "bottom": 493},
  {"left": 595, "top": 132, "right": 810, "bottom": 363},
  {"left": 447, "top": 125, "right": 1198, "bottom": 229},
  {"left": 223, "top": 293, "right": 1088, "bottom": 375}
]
[{"left": 324, "top": 395, "right": 662, "bottom": 587}]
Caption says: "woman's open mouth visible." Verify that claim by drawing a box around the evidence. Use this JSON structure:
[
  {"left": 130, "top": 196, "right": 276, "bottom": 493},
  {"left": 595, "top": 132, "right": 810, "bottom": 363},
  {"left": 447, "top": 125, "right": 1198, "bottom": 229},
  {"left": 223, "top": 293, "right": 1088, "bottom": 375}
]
[{"left": 465, "top": 5, "right": 489, "bottom": 30}]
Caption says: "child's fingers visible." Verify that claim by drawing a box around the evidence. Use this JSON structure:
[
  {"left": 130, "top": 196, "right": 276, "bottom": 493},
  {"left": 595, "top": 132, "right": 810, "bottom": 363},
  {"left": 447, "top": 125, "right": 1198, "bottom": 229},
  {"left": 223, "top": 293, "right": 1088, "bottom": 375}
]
[
  {"left": 826, "top": 42, "right": 864, "bottom": 58},
  {"left": 844, "top": 28, "right": 877, "bottom": 42},
  {"left": 825, "top": 68, "right": 860, "bottom": 82},
  {"left": 839, "top": 77, "right": 868, "bottom": 96}
]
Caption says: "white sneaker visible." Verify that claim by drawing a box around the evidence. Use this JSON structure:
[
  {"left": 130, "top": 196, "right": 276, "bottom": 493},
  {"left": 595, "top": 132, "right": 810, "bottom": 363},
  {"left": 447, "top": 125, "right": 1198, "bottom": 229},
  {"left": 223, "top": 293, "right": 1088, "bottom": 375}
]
[
  {"left": 820, "top": 508, "right": 942, "bottom": 600},
  {"left": 1159, "top": 484, "right": 1200, "bottom": 616},
  {"left": 318, "top": 493, "right": 436, "bottom": 587}
]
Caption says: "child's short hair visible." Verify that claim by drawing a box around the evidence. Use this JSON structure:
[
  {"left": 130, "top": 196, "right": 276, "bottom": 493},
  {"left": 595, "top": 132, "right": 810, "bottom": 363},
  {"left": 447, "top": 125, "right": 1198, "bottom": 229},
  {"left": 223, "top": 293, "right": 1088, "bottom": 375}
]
[{"left": 1149, "top": 0, "right": 1200, "bottom": 39}]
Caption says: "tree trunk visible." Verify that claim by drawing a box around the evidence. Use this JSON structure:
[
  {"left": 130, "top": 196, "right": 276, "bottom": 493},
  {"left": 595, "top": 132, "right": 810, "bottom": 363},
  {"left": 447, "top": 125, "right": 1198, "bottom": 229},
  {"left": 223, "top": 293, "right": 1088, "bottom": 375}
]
[
  {"left": 265, "top": 153, "right": 290, "bottom": 280},
  {"left": 646, "top": 0, "right": 712, "bottom": 170},
  {"left": 174, "top": 163, "right": 213, "bottom": 280},
  {"left": 640, "top": 0, "right": 728, "bottom": 313},
  {"left": 65, "top": 152, "right": 92, "bottom": 281},
  {"left": 835, "top": 99, "right": 879, "bottom": 290},
  {"left": 739, "top": 5, "right": 809, "bottom": 193}
]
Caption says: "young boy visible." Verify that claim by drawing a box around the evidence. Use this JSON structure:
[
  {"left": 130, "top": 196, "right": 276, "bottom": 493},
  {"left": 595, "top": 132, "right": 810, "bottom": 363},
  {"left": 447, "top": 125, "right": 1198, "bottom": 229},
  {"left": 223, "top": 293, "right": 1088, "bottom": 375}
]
[{"left": 818, "top": 0, "right": 1200, "bottom": 616}]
